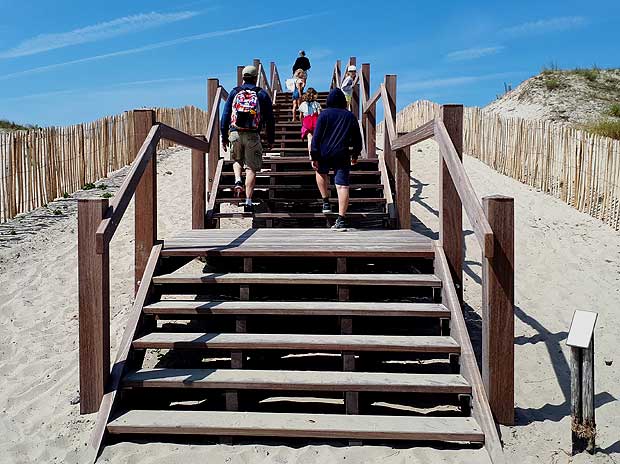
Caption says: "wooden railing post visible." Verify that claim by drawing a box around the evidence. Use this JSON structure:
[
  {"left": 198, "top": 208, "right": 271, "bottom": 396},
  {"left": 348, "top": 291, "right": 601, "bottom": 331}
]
[
  {"left": 192, "top": 134, "right": 207, "bottom": 229},
  {"left": 482, "top": 195, "right": 515, "bottom": 425},
  {"left": 78, "top": 198, "right": 110, "bottom": 414},
  {"left": 440, "top": 104, "right": 464, "bottom": 303},
  {"left": 236, "top": 66, "right": 244, "bottom": 86},
  {"left": 361, "top": 63, "right": 376, "bottom": 159},
  {"left": 349, "top": 56, "right": 359, "bottom": 120},
  {"left": 270, "top": 62, "right": 276, "bottom": 91},
  {"left": 207, "top": 78, "right": 220, "bottom": 195},
  {"left": 383, "top": 75, "right": 397, "bottom": 175},
  {"left": 131, "top": 109, "right": 157, "bottom": 293},
  {"left": 395, "top": 147, "right": 411, "bottom": 229}
]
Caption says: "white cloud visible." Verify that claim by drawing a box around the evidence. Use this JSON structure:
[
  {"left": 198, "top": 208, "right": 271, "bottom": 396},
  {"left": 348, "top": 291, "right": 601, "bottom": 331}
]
[
  {"left": 446, "top": 46, "right": 505, "bottom": 62},
  {"left": 0, "top": 15, "right": 317, "bottom": 81},
  {"left": 0, "top": 11, "right": 201, "bottom": 59},
  {"left": 502, "top": 16, "right": 586, "bottom": 37},
  {"left": 401, "top": 72, "right": 521, "bottom": 91}
]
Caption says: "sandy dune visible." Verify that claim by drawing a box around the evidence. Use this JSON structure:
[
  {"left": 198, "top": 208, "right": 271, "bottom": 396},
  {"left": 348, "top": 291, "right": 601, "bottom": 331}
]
[{"left": 0, "top": 140, "right": 618, "bottom": 463}]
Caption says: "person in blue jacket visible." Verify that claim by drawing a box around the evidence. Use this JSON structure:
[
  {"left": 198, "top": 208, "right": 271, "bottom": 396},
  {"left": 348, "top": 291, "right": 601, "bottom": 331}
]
[
  {"left": 221, "top": 65, "right": 275, "bottom": 212},
  {"left": 310, "top": 88, "right": 362, "bottom": 230}
]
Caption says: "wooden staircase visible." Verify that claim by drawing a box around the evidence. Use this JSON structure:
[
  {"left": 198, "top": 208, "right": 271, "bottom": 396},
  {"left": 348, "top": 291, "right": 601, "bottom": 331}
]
[
  {"left": 210, "top": 91, "right": 390, "bottom": 229},
  {"left": 82, "top": 60, "right": 512, "bottom": 464},
  {"left": 105, "top": 230, "right": 485, "bottom": 448}
]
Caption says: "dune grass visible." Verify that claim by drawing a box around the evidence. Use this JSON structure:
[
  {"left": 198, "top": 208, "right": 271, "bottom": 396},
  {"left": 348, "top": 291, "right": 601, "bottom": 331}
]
[{"left": 584, "top": 119, "right": 620, "bottom": 140}]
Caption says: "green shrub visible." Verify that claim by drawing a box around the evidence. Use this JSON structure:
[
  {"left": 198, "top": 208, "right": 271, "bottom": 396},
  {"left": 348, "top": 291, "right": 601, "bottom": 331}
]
[
  {"left": 62, "top": 192, "right": 70, "bottom": 198},
  {"left": 541, "top": 62, "right": 559, "bottom": 75},
  {"left": 585, "top": 120, "right": 620, "bottom": 140},
  {"left": 574, "top": 67, "right": 600, "bottom": 81},
  {"left": 97, "top": 183, "right": 108, "bottom": 190},
  {"left": 544, "top": 77, "right": 562, "bottom": 90},
  {"left": 101, "top": 192, "right": 113, "bottom": 199},
  {"left": 607, "top": 103, "right": 620, "bottom": 118},
  {"left": 82, "top": 182, "right": 96, "bottom": 190},
  {"left": 53, "top": 208, "right": 63, "bottom": 215}
]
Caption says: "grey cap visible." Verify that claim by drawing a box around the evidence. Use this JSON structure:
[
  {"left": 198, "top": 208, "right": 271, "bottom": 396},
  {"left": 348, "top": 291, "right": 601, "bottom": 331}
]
[{"left": 242, "top": 65, "right": 258, "bottom": 77}]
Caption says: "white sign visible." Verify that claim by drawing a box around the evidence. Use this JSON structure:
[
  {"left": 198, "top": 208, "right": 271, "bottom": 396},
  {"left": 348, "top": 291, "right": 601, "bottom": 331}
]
[{"left": 566, "top": 310, "right": 598, "bottom": 349}]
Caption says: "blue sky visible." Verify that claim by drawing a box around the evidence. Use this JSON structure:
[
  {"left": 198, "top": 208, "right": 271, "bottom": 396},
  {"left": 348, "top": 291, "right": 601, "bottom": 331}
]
[{"left": 0, "top": 0, "right": 618, "bottom": 126}]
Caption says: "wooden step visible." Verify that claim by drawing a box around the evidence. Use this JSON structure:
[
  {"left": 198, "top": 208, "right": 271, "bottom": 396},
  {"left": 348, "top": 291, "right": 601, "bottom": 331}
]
[
  {"left": 132, "top": 332, "right": 459, "bottom": 353},
  {"left": 122, "top": 369, "right": 469, "bottom": 393},
  {"left": 220, "top": 171, "right": 381, "bottom": 177},
  {"left": 213, "top": 212, "right": 387, "bottom": 219},
  {"left": 107, "top": 410, "right": 483, "bottom": 443},
  {"left": 143, "top": 300, "right": 449, "bottom": 317},
  {"left": 153, "top": 272, "right": 441, "bottom": 287},
  {"left": 215, "top": 197, "right": 386, "bottom": 204},
  {"left": 218, "top": 184, "right": 384, "bottom": 190}
]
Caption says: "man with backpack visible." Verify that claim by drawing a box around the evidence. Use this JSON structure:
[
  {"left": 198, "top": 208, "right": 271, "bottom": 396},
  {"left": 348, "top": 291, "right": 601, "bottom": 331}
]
[
  {"left": 221, "top": 65, "right": 275, "bottom": 212},
  {"left": 292, "top": 50, "right": 311, "bottom": 74}
]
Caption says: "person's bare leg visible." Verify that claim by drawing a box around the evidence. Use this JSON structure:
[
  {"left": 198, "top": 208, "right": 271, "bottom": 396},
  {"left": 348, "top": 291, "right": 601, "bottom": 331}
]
[
  {"left": 306, "top": 133, "right": 313, "bottom": 156},
  {"left": 315, "top": 172, "right": 330, "bottom": 199},
  {"left": 233, "top": 161, "right": 242, "bottom": 180},
  {"left": 336, "top": 185, "right": 350, "bottom": 216},
  {"left": 245, "top": 168, "right": 256, "bottom": 200}
]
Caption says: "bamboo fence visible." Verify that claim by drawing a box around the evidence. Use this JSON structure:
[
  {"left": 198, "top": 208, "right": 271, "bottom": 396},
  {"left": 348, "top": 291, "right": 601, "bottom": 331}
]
[
  {"left": 0, "top": 105, "right": 208, "bottom": 223},
  {"left": 380, "top": 100, "right": 620, "bottom": 231}
]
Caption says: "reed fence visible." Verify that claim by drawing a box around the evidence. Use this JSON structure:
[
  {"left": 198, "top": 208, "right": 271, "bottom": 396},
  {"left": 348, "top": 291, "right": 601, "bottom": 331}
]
[
  {"left": 382, "top": 100, "right": 620, "bottom": 231},
  {"left": 0, "top": 105, "right": 208, "bottom": 223}
]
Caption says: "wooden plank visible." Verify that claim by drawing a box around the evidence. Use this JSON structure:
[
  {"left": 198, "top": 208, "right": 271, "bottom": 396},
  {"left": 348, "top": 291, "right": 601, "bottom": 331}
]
[
  {"left": 143, "top": 300, "right": 450, "bottom": 317},
  {"left": 205, "top": 158, "right": 224, "bottom": 228},
  {"left": 391, "top": 120, "right": 435, "bottom": 151},
  {"left": 582, "top": 340, "right": 596, "bottom": 453},
  {"left": 395, "top": 147, "right": 411, "bottom": 229},
  {"left": 217, "top": 184, "right": 384, "bottom": 190},
  {"left": 159, "top": 124, "right": 210, "bottom": 152},
  {"left": 191, "top": 135, "right": 207, "bottom": 229},
  {"left": 133, "top": 110, "right": 157, "bottom": 293},
  {"left": 78, "top": 199, "right": 110, "bottom": 414},
  {"left": 95, "top": 124, "right": 161, "bottom": 254},
  {"left": 570, "top": 346, "right": 585, "bottom": 453},
  {"left": 215, "top": 197, "right": 386, "bottom": 204},
  {"left": 161, "top": 247, "right": 435, "bottom": 259},
  {"left": 214, "top": 212, "right": 387, "bottom": 219},
  {"left": 378, "top": 152, "right": 396, "bottom": 225},
  {"left": 108, "top": 410, "right": 484, "bottom": 443},
  {"left": 435, "top": 117, "right": 494, "bottom": 259},
  {"left": 363, "top": 87, "right": 382, "bottom": 115},
  {"left": 362, "top": 63, "right": 377, "bottom": 158},
  {"left": 434, "top": 243, "right": 506, "bottom": 464},
  {"left": 381, "top": 81, "right": 397, "bottom": 146},
  {"left": 220, "top": 170, "right": 380, "bottom": 176},
  {"left": 152, "top": 272, "right": 442, "bottom": 287},
  {"left": 133, "top": 332, "right": 460, "bottom": 353},
  {"left": 122, "top": 369, "right": 470, "bottom": 393},
  {"left": 482, "top": 195, "right": 514, "bottom": 425},
  {"left": 88, "top": 244, "right": 162, "bottom": 463},
  {"left": 206, "top": 79, "right": 220, "bottom": 195}
]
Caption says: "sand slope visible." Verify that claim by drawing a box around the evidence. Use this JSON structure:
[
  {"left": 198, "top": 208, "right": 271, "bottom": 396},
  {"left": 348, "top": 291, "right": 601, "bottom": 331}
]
[{"left": 0, "top": 142, "right": 618, "bottom": 463}]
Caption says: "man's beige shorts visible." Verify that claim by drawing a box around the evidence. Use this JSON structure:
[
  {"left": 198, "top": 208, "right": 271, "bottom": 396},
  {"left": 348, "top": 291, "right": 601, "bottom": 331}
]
[{"left": 229, "top": 131, "right": 263, "bottom": 171}]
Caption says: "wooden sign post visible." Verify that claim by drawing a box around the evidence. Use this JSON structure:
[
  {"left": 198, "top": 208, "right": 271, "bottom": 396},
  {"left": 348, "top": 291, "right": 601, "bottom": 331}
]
[{"left": 566, "top": 310, "right": 597, "bottom": 455}]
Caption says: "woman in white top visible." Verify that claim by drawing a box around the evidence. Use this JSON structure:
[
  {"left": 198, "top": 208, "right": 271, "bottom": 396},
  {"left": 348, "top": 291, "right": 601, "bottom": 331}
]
[
  {"left": 291, "top": 68, "right": 307, "bottom": 122},
  {"left": 340, "top": 65, "right": 357, "bottom": 110},
  {"left": 299, "top": 87, "right": 322, "bottom": 155}
]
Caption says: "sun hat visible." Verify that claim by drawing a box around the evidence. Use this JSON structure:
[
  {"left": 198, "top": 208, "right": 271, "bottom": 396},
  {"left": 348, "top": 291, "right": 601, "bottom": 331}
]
[
  {"left": 242, "top": 65, "right": 258, "bottom": 77},
  {"left": 347, "top": 65, "right": 357, "bottom": 72}
]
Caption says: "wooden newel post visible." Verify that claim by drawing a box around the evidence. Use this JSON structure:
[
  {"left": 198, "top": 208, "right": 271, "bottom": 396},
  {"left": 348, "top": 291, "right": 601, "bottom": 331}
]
[
  {"left": 395, "top": 147, "right": 411, "bottom": 229},
  {"left": 207, "top": 78, "right": 220, "bottom": 195},
  {"left": 192, "top": 134, "right": 207, "bottom": 229},
  {"left": 440, "top": 104, "right": 464, "bottom": 304},
  {"left": 361, "top": 63, "right": 376, "bottom": 159},
  {"left": 567, "top": 310, "right": 597, "bottom": 455},
  {"left": 132, "top": 109, "right": 157, "bottom": 293},
  {"left": 237, "top": 66, "right": 244, "bottom": 86},
  {"left": 78, "top": 198, "right": 110, "bottom": 414},
  {"left": 383, "top": 75, "right": 397, "bottom": 175},
  {"left": 482, "top": 195, "right": 515, "bottom": 425}
]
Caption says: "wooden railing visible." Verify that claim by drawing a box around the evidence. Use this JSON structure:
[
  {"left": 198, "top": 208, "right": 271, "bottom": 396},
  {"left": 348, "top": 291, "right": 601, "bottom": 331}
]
[
  {"left": 78, "top": 79, "right": 229, "bottom": 414},
  {"left": 331, "top": 57, "right": 515, "bottom": 460}
]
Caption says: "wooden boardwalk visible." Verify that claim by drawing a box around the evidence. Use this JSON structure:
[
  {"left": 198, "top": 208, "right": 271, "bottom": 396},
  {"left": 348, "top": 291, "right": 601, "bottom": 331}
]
[{"left": 77, "top": 58, "right": 514, "bottom": 464}]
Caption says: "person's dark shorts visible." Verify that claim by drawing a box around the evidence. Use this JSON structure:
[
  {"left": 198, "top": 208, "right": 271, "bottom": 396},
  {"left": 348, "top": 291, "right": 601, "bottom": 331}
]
[{"left": 317, "top": 159, "right": 351, "bottom": 186}]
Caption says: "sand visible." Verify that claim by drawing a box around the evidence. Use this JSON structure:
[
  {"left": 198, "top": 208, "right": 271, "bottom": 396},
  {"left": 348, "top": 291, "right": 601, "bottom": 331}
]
[{"left": 0, "top": 141, "right": 618, "bottom": 463}]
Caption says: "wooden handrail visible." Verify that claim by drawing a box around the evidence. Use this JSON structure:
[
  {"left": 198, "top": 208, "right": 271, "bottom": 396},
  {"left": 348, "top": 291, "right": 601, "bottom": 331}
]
[
  {"left": 95, "top": 123, "right": 213, "bottom": 253},
  {"left": 206, "top": 86, "right": 223, "bottom": 144},
  {"left": 391, "top": 119, "right": 435, "bottom": 150},
  {"left": 363, "top": 87, "right": 381, "bottom": 115},
  {"left": 159, "top": 124, "right": 209, "bottom": 151},
  {"left": 435, "top": 119, "right": 494, "bottom": 257},
  {"left": 380, "top": 84, "right": 398, "bottom": 145},
  {"left": 220, "top": 87, "right": 229, "bottom": 101},
  {"left": 95, "top": 124, "right": 161, "bottom": 253}
]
